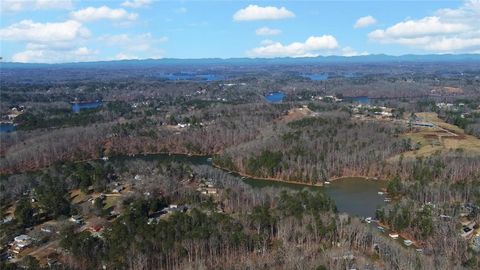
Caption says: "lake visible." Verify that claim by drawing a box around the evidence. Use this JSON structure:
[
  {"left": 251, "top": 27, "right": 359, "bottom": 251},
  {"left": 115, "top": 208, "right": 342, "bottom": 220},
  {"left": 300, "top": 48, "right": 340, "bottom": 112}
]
[
  {"left": 322, "top": 177, "right": 385, "bottom": 217},
  {"left": 302, "top": 73, "right": 329, "bottom": 81},
  {"left": 71, "top": 101, "right": 103, "bottom": 113},
  {"left": 0, "top": 123, "right": 16, "bottom": 133},
  {"left": 243, "top": 177, "right": 385, "bottom": 217},
  {"left": 265, "top": 91, "right": 285, "bottom": 103},
  {"left": 106, "top": 153, "right": 384, "bottom": 217}
]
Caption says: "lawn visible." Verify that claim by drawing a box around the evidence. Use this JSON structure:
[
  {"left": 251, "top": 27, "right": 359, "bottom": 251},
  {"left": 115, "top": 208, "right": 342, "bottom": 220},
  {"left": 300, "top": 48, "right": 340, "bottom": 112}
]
[{"left": 70, "top": 189, "right": 89, "bottom": 204}]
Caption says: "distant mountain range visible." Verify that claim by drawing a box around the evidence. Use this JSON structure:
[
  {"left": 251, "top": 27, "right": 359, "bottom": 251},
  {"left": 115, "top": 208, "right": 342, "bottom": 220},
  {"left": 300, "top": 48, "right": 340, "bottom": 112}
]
[{"left": 1, "top": 54, "right": 479, "bottom": 69}]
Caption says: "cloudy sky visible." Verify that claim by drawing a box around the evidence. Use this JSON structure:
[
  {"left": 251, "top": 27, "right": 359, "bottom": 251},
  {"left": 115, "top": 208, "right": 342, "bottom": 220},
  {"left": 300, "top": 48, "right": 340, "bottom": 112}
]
[{"left": 1, "top": 0, "right": 479, "bottom": 63}]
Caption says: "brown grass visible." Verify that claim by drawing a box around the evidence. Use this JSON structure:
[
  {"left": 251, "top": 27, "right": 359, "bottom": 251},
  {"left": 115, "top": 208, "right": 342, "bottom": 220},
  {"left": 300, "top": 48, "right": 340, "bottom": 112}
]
[{"left": 389, "top": 112, "right": 480, "bottom": 161}]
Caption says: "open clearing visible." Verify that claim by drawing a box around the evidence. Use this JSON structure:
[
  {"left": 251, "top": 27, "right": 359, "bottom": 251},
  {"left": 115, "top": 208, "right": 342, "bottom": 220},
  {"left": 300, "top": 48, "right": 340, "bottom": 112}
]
[
  {"left": 391, "top": 112, "right": 480, "bottom": 160},
  {"left": 278, "top": 107, "right": 314, "bottom": 123}
]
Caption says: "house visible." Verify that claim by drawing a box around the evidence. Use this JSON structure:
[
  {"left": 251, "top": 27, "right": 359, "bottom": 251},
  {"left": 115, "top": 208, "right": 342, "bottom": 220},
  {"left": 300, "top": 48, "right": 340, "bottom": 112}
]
[
  {"left": 7, "top": 106, "right": 25, "bottom": 120},
  {"left": 436, "top": 103, "right": 454, "bottom": 109},
  {"left": 40, "top": 225, "right": 55, "bottom": 234},
  {"left": 89, "top": 224, "right": 103, "bottom": 233},
  {"left": 381, "top": 111, "right": 393, "bottom": 117},
  {"left": 14, "top": 235, "right": 31, "bottom": 244},
  {"left": 12, "top": 235, "right": 32, "bottom": 253},
  {"left": 112, "top": 186, "right": 124, "bottom": 193},
  {"left": 201, "top": 187, "right": 218, "bottom": 195},
  {"left": 206, "top": 182, "right": 214, "bottom": 188},
  {"left": 404, "top": 240, "right": 413, "bottom": 246},
  {"left": 69, "top": 215, "right": 83, "bottom": 224},
  {"left": 461, "top": 222, "right": 476, "bottom": 239},
  {"left": 412, "top": 121, "right": 434, "bottom": 127},
  {"left": 163, "top": 205, "right": 188, "bottom": 214},
  {"left": 2, "top": 216, "right": 13, "bottom": 224},
  {"left": 148, "top": 210, "right": 166, "bottom": 224},
  {"left": 388, "top": 233, "right": 399, "bottom": 239}
]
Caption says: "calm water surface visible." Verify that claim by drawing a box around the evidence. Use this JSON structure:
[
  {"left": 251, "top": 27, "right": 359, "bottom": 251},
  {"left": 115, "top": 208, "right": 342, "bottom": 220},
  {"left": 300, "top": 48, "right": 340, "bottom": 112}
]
[
  {"left": 106, "top": 153, "right": 384, "bottom": 217},
  {"left": 265, "top": 91, "right": 285, "bottom": 103},
  {"left": 0, "top": 123, "right": 16, "bottom": 133},
  {"left": 244, "top": 177, "right": 385, "bottom": 217},
  {"left": 71, "top": 101, "right": 103, "bottom": 113}
]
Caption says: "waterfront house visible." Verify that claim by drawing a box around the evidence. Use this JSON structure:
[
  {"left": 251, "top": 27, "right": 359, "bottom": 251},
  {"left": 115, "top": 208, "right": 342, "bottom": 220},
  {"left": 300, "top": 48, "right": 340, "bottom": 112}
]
[{"left": 388, "top": 233, "right": 399, "bottom": 239}]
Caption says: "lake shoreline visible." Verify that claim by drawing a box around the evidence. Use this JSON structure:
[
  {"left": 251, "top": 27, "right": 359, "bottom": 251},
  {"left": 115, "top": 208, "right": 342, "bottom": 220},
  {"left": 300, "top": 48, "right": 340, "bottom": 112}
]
[
  {"left": 212, "top": 163, "right": 324, "bottom": 187},
  {"left": 212, "top": 162, "right": 384, "bottom": 188}
]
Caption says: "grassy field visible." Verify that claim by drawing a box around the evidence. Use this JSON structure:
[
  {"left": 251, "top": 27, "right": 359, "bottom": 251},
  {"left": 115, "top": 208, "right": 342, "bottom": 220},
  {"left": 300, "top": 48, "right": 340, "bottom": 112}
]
[
  {"left": 390, "top": 112, "right": 480, "bottom": 160},
  {"left": 70, "top": 189, "right": 88, "bottom": 204}
]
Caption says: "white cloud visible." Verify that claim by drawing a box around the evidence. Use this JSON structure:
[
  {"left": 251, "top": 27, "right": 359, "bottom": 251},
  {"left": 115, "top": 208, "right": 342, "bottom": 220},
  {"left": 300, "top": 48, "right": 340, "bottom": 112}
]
[
  {"left": 256, "top": 27, "right": 282, "bottom": 36},
  {"left": 1, "top": 0, "right": 73, "bottom": 12},
  {"left": 0, "top": 20, "right": 89, "bottom": 42},
  {"left": 115, "top": 53, "right": 139, "bottom": 60},
  {"left": 74, "top": 47, "right": 94, "bottom": 56},
  {"left": 247, "top": 35, "right": 338, "bottom": 57},
  {"left": 11, "top": 50, "right": 44, "bottom": 62},
  {"left": 0, "top": 19, "right": 94, "bottom": 63},
  {"left": 341, "top": 46, "right": 369, "bottom": 57},
  {"left": 368, "top": 0, "right": 480, "bottom": 52},
  {"left": 354, "top": 15, "right": 377, "bottom": 28},
  {"left": 70, "top": 6, "right": 138, "bottom": 22},
  {"left": 12, "top": 46, "right": 97, "bottom": 63},
  {"left": 99, "top": 33, "right": 166, "bottom": 59},
  {"left": 99, "top": 33, "right": 167, "bottom": 52},
  {"left": 369, "top": 16, "right": 468, "bottom": 39},
  {"left": 233, "top": 5, "right": 295, "bottom": 21},
  {"left": 121, "top": 0, "right": 152, "bottom": 8}
]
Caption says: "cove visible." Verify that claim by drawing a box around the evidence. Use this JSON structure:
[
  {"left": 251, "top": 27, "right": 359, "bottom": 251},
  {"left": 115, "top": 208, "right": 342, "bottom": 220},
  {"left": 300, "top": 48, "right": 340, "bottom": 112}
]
[
  {"left": 243, "top": 176, "right": 385, "bottom": 217},
  {"left": 105, "top": 153, "right": 385, "bottom": 217}
]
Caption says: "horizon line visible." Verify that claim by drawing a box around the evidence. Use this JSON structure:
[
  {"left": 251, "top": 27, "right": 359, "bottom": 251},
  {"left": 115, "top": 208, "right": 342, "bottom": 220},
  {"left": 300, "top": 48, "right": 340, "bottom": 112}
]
[{"left": 1, "top": 53, "right": 479, "bottom": 66}]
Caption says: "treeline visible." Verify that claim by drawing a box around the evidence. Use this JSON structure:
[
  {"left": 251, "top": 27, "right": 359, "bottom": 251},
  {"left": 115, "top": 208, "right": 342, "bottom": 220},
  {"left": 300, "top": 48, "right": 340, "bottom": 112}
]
[
  {"left": 0, "top": 103, "right": 285, "bottom": 173},
  {"left": 215, "top": 112, "right": 409, "bottom": 184}
]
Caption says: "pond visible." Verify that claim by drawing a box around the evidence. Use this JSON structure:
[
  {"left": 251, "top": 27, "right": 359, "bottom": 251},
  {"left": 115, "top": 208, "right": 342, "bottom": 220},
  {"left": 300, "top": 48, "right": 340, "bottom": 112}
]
[
  {"left": 265, "top": 91, "right": 285, "bottom": 103},
  {"left": 106, "top": 153, "right": 385, "bottom": 217},
  {"left": 71, "top": 101, "right": 103, "bottom": 113},
  {"left": 0, "top": 123, "right": 16, "bottom": 133}
]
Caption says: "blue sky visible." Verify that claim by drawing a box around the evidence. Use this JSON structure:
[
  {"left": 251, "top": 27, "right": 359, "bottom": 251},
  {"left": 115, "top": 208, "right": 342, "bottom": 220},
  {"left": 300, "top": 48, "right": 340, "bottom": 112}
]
[{"left": 1, "top": 0, "right": 479, "bottom": 62}]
